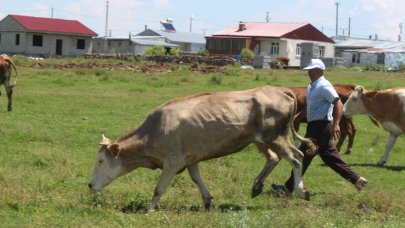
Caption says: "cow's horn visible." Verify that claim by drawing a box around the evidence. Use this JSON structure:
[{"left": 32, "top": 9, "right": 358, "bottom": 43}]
[{"left": 100, "top": 134, "right": 111, "bottom": 146}]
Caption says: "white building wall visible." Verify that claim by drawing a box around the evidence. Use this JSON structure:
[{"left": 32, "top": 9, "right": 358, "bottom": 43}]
[{"left": 255, "top": 38, "right": 334, "bottom": 67}]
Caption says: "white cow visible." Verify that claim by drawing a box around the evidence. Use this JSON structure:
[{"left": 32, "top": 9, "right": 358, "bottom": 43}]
[
  {"left": 343, "top": 85, "right": 405, "bottom": 166},
  {"left": 88, "top": 86, "right": 316, "bottom": 212}
]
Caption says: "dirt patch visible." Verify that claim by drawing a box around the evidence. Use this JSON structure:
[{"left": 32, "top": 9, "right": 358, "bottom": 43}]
[
  {"left": 189, "top": 63, "right": 227, "bottom": 74},
  {"left": 52, "top": 62, "right": 177, "bottom": 74}
]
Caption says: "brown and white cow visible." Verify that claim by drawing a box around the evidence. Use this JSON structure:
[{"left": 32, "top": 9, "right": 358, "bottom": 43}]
[
  {"left": 0, "top": 54, "right": 18, "bottom": 111},
  {"left": 343, "top": 85, "right": 405, "bottom": 166},
  {"left": 88, "top": 86, "right": 316, "bottom": 212},
  {"left": 289, "top": 84, "right": 357, "bottom": 154}
]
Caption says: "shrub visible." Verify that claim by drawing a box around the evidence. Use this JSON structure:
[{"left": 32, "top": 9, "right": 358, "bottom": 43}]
[
  {"left": 365, "top": 61, "right": 385, "bottom": 71},
  {"left": 198, "top": 49, "right": 209, "bottom": 57},
  {"left": 145, "top": 45, "right": 165, "bottom": 56},
  {"left": 169, "top": 48, "right": 179, "bottom": 56},
  {"left": 240, "top": 48, "right": 254, "bottom": 61}
]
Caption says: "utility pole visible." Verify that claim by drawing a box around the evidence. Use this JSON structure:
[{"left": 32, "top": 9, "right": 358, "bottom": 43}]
[
  {"left": 335, "top": 2, "right": 339, "bottom": 37},
  {"left": 348, "top": 17, "right": 351, "bottom": 37},
  {"left": 266, "top": 12, "right": 270, "bottom": 23},
  {"left": 399, "top": 23, "right": 403, "bottom": 41},
  {"left": 190, "top": 15, "right": 194, "bottom": 32},
  {"left": 105, "top": 1, "right": 109, "bottom": 38},
  {"left": 104, "top": 1, "right": 109, "bottom": 52}
]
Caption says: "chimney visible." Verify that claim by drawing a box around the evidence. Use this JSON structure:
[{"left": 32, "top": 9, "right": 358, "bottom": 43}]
[
  {"left": 145, "top": 25, "right": 148, "bottom": 31},
  {"left": 374, "top": 34, "right": 378, "bottom": 40},
  {"left": 238, "top": 22, "right": 246, "bottom": 31}
]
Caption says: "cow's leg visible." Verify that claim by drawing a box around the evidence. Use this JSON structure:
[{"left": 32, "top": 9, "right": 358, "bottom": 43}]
[
  {"left": 143, "top": 163, "right": 183, "bottom": 213},
  {"left": 5, "top": 82, "right": 13, "bottom": 111},
  {"left": 187, "top": 163, "right": 212, "bottom": 209},
  {"left": 266, "top": 138, "right": 309, "bottom": 200},
  {"left": 251, "top": 148, "right": 280, "bottom": 197},
  {"left": 345, "top": 125, "right": 356, "bottom": 154},
  {"left": 377, "top": 134, "right": 397, "bottom": 166},
  {"left": 336, "top": 133, "right": 347, "bottom": 153},
  {"left": 344, "top": 118, "right": 356, "bottom": 154}
]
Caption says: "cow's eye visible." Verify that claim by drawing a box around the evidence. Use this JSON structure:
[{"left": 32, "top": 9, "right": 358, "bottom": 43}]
[{"left": 99, "top": 160, "right": 104, "bottom": 164}]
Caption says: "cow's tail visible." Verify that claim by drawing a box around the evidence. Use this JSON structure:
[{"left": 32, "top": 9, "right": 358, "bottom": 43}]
[
  {"left": 285, "top": 89, "right": 317, "bottom": 155},
  {"left": 3, "top": 55, "right": 18, "bottom": 86}
]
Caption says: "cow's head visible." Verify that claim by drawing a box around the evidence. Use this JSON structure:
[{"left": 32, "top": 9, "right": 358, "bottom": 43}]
[
  {"left": 343, "top": 85, "right": 368, "bottom": 118},
  {"left": 88, "top": 134, "right": 125, "bottom": 191}
]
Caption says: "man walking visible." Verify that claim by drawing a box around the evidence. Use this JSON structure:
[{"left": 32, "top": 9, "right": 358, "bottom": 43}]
[{"left": 272, "top": 59, "right": 368, "bottom": 196}]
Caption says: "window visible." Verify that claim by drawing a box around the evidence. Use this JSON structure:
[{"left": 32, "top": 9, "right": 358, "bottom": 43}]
[
  {"left": 270, "top": 42, "right": 279, "bottom": 55},
  {"left": 15, "top": 34, "right": 20, "bottom": 45},
  {"left": 377, "top": 54, "right": 385, "bottom": 64},
  {"left": 295, "top": 43, "right": 301, "bottom": 56},
  {"left": 352, "top": 53, "right": 361, "bottom": 63},
  {"left": 319, "top": 46, "right": 325, "bottom": 58},
  {"left": 77, "top": 39, "right": 85, "bottom": 49},
  {"left": 0, "top": 33, "right": 2, "bottom": 43},
  {"left": 207, "top": 39, "right": 245, "bottom": 52},
  {"left": 33, "top": 35, "right": 43, "bottom": 47}
]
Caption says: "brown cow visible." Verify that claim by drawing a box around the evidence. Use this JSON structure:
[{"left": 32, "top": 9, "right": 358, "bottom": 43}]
[
  {"left": 88, "top": 86, "right": 316, "bottom": 212},
  {"left": 344, "top": 85, "right": 405, "bottom": 166},
  {"left": 0, "top": 54, "right": 18, "bottom": 111}
]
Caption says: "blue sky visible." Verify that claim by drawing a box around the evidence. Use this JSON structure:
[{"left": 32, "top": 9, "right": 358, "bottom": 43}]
[{"left": 1, "top": 0, "right": 404, "bottom": 41}]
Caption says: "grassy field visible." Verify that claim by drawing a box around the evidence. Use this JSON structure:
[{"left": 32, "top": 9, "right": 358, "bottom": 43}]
[{"left": 1, "top": 57, "right": 405, "bottom": 227}]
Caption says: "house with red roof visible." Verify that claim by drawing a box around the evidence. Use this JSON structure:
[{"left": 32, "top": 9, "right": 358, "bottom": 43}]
[
  {"left": 206, "top": 22, "right": 334, "bottom": 67},
  {"left": 0, "top": 14, "right": 97, "bottom": 57}
]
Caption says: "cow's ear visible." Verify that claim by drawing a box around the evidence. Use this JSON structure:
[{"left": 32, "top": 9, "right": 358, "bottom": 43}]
[
  {"left": 100, "top": 134, "right": 111, "bottom": 146},
  {"left": 108, "top": 143, "right": 121, "bottom": 159}
]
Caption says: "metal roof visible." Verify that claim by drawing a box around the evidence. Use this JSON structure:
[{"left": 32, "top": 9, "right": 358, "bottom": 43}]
[
  {"left": 139, "top": 29, "right": 206, "bottom": 44},
  {"left": 210, "top": 22, "right": 334, "bottom": 43},
  {"left": 213, "top": 22, "right": 307, "bottom": 37},
  {"left": 8, "top": 14, "right": 97, "bottom": 36},
  {"left": 334, "top": 39, "right": 391, "bottom": 48},
  {"left": 131, "top": 38, "right": 178, "bottom": 47},
  {"left": 335, "top": 38, "right": 405, "bottom": 53},
  {"left": 95, "top": 37, "right": 178, "bottom": 48}
]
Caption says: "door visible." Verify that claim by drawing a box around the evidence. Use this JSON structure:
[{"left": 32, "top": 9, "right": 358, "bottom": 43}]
[{"left": 56, "top": 39, "right": 63, "bottom": 55}]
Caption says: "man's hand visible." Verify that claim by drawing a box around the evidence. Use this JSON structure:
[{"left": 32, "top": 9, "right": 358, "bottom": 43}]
[{"left": 332, "top": 123, "right": 341, "bottom": 140}]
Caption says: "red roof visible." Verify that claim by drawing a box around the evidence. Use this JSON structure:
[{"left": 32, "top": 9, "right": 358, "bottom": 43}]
[
  {"left": 10, "top": 14, "right": 97, "bottom": 36},
  {"left": 211, "top": 22, "right": 334, "bottom": 43}
]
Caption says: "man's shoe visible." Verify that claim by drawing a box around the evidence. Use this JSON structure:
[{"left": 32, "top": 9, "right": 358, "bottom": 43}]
[
  {"left": 355, "top": 177, "right": 368, "bottom": 191},
  {"left": 271, "top": 183, "right": 292, "bottom": 196}
]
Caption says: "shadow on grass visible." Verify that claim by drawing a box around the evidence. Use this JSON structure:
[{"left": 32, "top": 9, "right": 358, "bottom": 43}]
[
  {"left": 321, "top": 163, "right": 405, "bottom": 172},
  {"left": 121, "top": 201, "right": 264, "bottom": 213}
]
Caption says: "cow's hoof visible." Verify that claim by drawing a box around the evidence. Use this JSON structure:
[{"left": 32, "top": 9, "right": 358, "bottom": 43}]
[
  {"left": 345, "top": 149, "right": 352, "bottom": 155},
  {"left": 304, "top": 190, "right": 310, "bottom": 201},
  {"left": 136, "top": 207, "right": 149, "bottom": 214},
  {"left": 377, "top": 161, "right": 385, "bottom": 167},
  {"left": 203, "top": 196, "right": 213, "bottom": 210},
  {"left": 8, "top": 107, "right": 12, "bottom": 112},
  {"left": 251, "top": 182, "right": 264, "bottom": 198}
]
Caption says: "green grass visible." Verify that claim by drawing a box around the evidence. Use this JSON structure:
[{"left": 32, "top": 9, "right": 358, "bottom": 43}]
[{"left": 1, "top": 57, "right": 405, "bottom": 227}]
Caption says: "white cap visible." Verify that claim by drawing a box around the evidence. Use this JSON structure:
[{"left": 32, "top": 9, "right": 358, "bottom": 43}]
[{"left": 303, "top": 59, "right": 325, "bottom": 70}]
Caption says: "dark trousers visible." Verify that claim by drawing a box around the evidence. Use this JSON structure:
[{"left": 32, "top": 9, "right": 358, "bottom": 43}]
[{"left": 285, "top": 121, "right": 360, "bottom": 191}]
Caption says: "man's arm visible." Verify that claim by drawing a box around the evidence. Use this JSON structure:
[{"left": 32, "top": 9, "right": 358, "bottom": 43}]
[{"left": 332, "top": 98, "right": 343, "bottom": 140}]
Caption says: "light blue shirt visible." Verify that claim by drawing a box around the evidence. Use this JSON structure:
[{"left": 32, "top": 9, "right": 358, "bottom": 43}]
[{"left": 307, "top": 76, "right": 339, "bottom": 122}]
